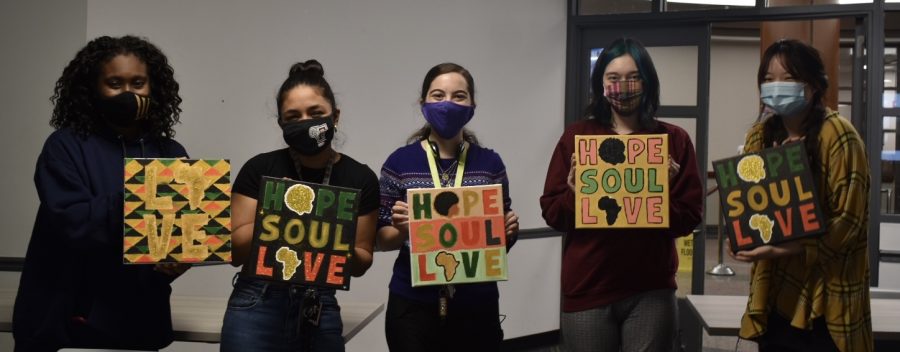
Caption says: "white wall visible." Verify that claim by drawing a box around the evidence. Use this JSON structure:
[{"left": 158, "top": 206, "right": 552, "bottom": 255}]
[
  {"left": 1, "top": 5, "right": 86, "bottom": 350},
  {"left": 2, "top": 0, "right": 567, "bottom": 349},
  {"left": 85, "top": 0, "right": 565, "bottom": 231},
  {"left": 0, "top": 0, "right": 87, "bottom": 257}
]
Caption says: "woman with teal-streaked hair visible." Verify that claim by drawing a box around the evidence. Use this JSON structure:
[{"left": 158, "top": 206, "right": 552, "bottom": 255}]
[{"left": 540, "top": 37, "right": 703, "bottom": 352}]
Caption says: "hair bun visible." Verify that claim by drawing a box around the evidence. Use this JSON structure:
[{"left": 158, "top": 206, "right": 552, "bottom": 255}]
[{"left": 288, "top": 59, "right": 325, "bottom": 79}]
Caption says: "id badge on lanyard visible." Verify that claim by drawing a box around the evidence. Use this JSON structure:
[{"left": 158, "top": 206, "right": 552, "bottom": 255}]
[{"left": 420, "top": 140, "right": 469, "bottom": 319}]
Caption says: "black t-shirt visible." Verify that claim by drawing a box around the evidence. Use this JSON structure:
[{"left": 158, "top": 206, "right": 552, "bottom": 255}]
[{"left": 234, "top": 148, "right": 379, "bottom": 214}]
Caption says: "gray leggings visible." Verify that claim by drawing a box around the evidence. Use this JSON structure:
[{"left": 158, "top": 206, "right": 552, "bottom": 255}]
[{"left": 561, "top": 288, "right": 678, "bottom": 352}]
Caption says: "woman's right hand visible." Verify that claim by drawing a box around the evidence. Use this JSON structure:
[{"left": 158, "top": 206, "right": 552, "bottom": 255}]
[
  {"left": 391, "top": 200, "right": 410, "bottom": 238},
  {"left": 566, "top": 153, "right": 576, "bottom": 192}
]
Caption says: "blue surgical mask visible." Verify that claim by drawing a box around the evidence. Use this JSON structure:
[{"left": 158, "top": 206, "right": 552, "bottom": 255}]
[
  {"left": 760, "top": 82, "right": 807, "bottom": 117},
  {"left": 421, "top": 101, "right": 475, "bottom": 139}
]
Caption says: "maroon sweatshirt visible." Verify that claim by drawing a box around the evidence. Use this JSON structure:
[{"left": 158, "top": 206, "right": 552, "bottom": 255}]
[{"left": 540, "top": 119, "right": 703, "bottom": 312}]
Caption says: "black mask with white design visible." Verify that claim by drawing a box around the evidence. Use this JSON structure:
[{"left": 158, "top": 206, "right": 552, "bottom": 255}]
[{"left": 280, "top": 116, "right": 335, "bottom": 156}]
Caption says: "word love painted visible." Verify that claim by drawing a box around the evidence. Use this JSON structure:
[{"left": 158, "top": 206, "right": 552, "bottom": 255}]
[
  {"left": 408, "top": 185, "right": 507, "bottom": 286},
  {"left": 575, "top": 135, "right": 669, "bottom": 228},
  {"left": 713, "top": 143, "right": 826, "bottom": 252},
  {"left": 123, "top": 158, "right": 232, "bottom": 264},
  {"left": 248, "top": 177, "right": 359, "bottom": 290}
]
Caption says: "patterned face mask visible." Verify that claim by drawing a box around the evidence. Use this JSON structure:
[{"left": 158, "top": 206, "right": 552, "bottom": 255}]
[{"left": 604, "top": 81, "right": 643, "bottom": 116}]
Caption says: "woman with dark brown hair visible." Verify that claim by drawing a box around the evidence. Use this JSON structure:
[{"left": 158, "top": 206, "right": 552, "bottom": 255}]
[
  {"left": 734, "top": 39, "right": 872, "bottom": 352},
  {"left": 377, "top": 62, "right": 519, "bottom": 351}
]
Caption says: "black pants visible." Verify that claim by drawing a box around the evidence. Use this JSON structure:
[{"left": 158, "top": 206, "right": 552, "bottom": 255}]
[
  {"left": 757, "top": 312, "right": 839, "bottom": 352},
  {"left": 385, "top": 293, "right": 503, "bottom": 352}
]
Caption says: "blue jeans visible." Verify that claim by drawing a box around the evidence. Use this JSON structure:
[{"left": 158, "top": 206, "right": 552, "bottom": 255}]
[{"left": 220, "top": 275, "right": 343, "bottom": 352}]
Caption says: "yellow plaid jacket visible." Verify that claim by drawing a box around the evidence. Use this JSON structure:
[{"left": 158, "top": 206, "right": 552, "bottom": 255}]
[{"left": 739, "top": 110, "right": 873, "bottom": 352}]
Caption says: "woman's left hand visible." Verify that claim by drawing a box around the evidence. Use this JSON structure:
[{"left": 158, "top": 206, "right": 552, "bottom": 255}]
[
  {"left": 668, "top": 154, "right": 680, "bottom": 179},
  {"left": 730, "top": 241, "right": 805, "bottom": 262},
  {"left": 504, "top": 210, "right": 519, "bottom": 239}
]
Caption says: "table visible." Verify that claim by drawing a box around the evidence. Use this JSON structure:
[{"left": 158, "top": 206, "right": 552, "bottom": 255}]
[
  {"left": 685, "top": 294, "right": 900, "bottom": 341},
  {"left": 0, "top": 290, "right": 383, "bottom": 343}
]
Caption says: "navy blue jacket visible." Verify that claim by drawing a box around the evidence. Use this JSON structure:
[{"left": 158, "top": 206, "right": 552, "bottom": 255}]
[{"left": 14, "top": 127, "right": 187, "bottom": 351}]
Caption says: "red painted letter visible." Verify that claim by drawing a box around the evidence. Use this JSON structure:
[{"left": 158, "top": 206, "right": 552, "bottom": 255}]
[
  {"left": 255, "top": 245, "right": 273, "bottom": 277},
  {"left": 417, "top": 254, "right": 436, "bottom": 281},
  {"left": 326, "top": 255, "right": 346, "bottom": 285},
  {"left": 799, "top": 203, "right": 821, "bottom": 232}
]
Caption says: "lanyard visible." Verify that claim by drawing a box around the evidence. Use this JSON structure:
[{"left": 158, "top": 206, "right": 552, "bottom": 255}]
[
  {"left": 420, "top": 140, "right": 468, "bottom": 188},
  {"left": 419, "top": 139, "right": 467, "bottom": 317},
  {"left": 289, "top": 149, "right": 336, "bottom": 186}
]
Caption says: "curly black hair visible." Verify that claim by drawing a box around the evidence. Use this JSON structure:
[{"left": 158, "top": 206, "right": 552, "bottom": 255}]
[{"left": 50, "top": 35, "right": 181, "bottom": 138}]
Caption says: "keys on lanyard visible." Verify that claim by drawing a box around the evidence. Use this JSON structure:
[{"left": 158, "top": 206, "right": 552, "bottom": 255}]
[
  {"left": 302, "top": 288, "right": 322, "bottom": 327},
  {"left": 439, "top": 285, "right": 455, "bottom": 319}
]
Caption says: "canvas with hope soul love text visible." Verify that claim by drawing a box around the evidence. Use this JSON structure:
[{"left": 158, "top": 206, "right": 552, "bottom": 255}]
[
  {"left": 407, "top": 184, "right": 508, "bottom": 287},
  {"left": 123, "top": 158, "right": 232, "bottom": 264},
  {"left": 713, "top": 142, "right": 826, "bottom": 252},
  {"left": 246, "top": 176, "right": 359, "bottom": 290},
  {"left": 575, "top": 135, "right": 669, "bottom": 228}
]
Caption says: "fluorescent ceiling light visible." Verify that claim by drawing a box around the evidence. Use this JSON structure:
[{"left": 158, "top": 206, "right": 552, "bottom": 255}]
[{"left": 667, "top": 0, "right": 754, "bottom": 5}]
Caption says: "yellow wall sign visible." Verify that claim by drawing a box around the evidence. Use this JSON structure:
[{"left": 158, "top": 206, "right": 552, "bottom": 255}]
[
  {"left": 574, "top": 134, "right": 669, "bottom": 228},
  {"left": 123, "top": 158, "right": 232, "bottom": 263},
  {"left": 676, "top": 233, "right": 693, "bottom": 273}
]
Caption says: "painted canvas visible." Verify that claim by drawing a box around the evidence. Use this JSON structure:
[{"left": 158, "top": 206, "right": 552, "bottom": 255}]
[
  {"left": 407, "top": 184, "right": 508, "bottom": 287},
  {"left": 713, "top": 143, "right": 826, "bottom": 252},
  {"left": 246, "top": 177, "right": 359, "bottom": 290},
  {"left": 123, "top": 158, "right": 231, "bottom": 263},
  {"left": 575, "top": 134, "right": 669, "bottom": 228}
]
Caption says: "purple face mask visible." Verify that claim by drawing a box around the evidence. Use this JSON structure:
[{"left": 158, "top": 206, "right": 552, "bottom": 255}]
[{"left": 421, "top": 101, "right": 475, "bottom": 139}]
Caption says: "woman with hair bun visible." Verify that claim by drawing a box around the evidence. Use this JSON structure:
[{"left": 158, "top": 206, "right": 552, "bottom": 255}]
[{"left": 220, "top": 60, "right": 379, "bottom": 352}]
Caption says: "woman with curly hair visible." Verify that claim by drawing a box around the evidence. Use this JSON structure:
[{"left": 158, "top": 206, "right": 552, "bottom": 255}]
[{"left": 13, "top": 35, "right": 190, "bottom": 351}]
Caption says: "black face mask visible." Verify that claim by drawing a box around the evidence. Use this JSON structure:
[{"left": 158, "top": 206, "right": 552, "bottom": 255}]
[
  {"left": 280, "top": 116, "right": 336, "bottom": 156},
  {"left": 97, "top": 91, "right": 151, "bottom": 128}
]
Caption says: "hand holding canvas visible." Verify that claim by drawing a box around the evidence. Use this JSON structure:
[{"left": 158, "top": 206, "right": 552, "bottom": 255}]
[
  {"left": 728, "top": 239, "right": 805, "bottom": 262},
  {"left": 567, "top": 153, "right": 577, "bottom": 192},
  {"left": 391, "top": 200, "right": 410, "bottom": 239},
  {"left": 668, "top": 154, "right": 680, "bottom": 179},
  {"left": 726, "top": 136, "right": 809, "bottom": 262}
]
